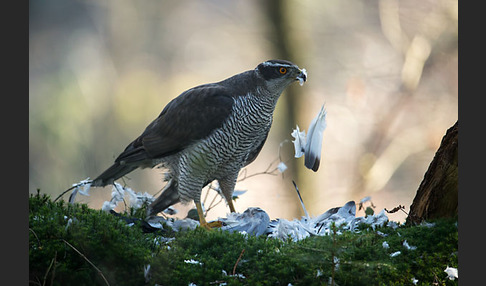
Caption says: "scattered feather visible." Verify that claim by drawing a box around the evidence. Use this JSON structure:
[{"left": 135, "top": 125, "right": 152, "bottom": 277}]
[
  {"left": 78, "top": 180, "right": 92, "bottom": 196},
  {"left": 333, "top": 256, "right": 340, "bottom": 271},
  {"left": 292, "top": 180, "right": 310, "bottom": 220},
  {"left": 376, "top": 230, "right": 388, "bottom": 237},
  {"left": 144, "top": 264, "right": 151, "bottom": 283},
  {"left": 98, "top": 182, "right": 155, "bottom": 212},
  {"left": 232, "top": 190, "right": 247, "bottom": 200},
  {"left": 65, "top": 218, "right": 73, "bottom": 231},
  {"left": 291, "top": 125, "right": 306, "bottom": 158},
  {"left": 230, "top": 273, "right": 246, "bottom": 279},
  {"left": 268, "top": 218, "right": 313, "bottom": 241},
  {"left": 421, "top": 221, "right": 436, "bottom": 228},
  {"left": 298, "top": 68, "right": 307, "bottom": 86},
  {"left": 68, "top": 189, "right": 79, "bottom": 204},
  {"left": 359, "top": 196, "right": 372, "bottom": 204},
  {"left": 291, "top": 105, "right": 327, "bottom": 171},
  {"left": 304, "top": 105, "right": 327, "bottom": 171},
  {"left": 444, "top": 266, "right": 458, "bottom": 280},
  {"left": 184, "top": 259, "right": 203, "bottom": 266},
  {"left": 172, "top": 219, "right": 200, "bottom": 231},
  {"left": 219, "top": 207, "right": 270, "bottom": 236},
  {"left": 390, "top": 251, "right": 401, "bottom": 257},
  {"left": 111, "top": 183, "right": 125, "bottom": 203},
  {"left": 163, "top": 206, "right": 178, "bottom": 215},
  {"left": 80, "top": 181, "right": 400, "bottom": 243},
  {"left": 101, "top": 201, "right": 116, "bottom": 212},
  {"left": 382, "top": 241, "right": 390, "bottom": 249},
  {"left": 277, "top": 162, "right": 288, "bottom": 173},
  {"left": 68, "top": 178, "right": 92, "bottom": 204},
  {"left": 387, "top": 221, "right": 400, "bottom": 229},
  {"left": 403, "top": 240, "right": 417, "bottom": 250}
]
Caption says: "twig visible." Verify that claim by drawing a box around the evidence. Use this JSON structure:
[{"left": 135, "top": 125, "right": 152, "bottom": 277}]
[
  {"left": 232, "top": 249, "right": 245, "bottom": 276},
  {"left": 203, "top": 183, "right": 229, "bottom": 216},
  {"left": 432, "top": 270, "right": 443, "bottom": 286},
  {"left": 202, "top": 182, "right": 213, "bottom": 205},
  {"left": 54, "top": 179, "right": 94, "bottom": 203},
  {"left": 236, "top": 155, "right": 283, "bottom": 183},
  {"left": 330, "top": 223, "right": 338, "bottom": 286},
  {"left": 29, "top": 228, "right": 41, "bottom": 247},
  {"left": 385, "top": 205, "right": 408, "bottom": 216},
  {"left": 54, "top": 185, "right": 79, "bottom": 202},
  {"left": 62, "top": 239, "right": 111, "bottom": 286},
  {"left": 236, "top": 169, "right": 279, "bottom": 182},
  {"left": 120, "top": 176, "right": 130, "bottom": 187},
  {"left": 50, "top": 251, "right": 57, "bottom": 286},
  {"left": 204, "top": 195, "right": 224, "bottom": 216},
  {"left": 29, "top": 278, "right": 42, "bottom": 286},
  {"left": 112, "top": 183, "right": 128, "bottom": 212},
  {"left": 42, "top": 251, "right": 57, "bottom": 286}
]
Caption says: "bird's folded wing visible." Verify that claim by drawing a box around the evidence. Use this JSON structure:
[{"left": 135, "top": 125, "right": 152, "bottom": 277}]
[{"left": 115, "top": 85, "right": 235, "bottom": 164}]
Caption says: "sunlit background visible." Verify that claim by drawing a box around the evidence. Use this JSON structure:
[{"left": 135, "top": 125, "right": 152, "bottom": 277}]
[{"left": 29, "top": 0, "right": 458, "bottom": 223}]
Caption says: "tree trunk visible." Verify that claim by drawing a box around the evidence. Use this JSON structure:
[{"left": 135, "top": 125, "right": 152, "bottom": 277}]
[
  {"left": 407, "top": 121, "right": 458, "bottom": 224},
  {"left": 262, "top": 0, "right": 300, "bottom": 177}
]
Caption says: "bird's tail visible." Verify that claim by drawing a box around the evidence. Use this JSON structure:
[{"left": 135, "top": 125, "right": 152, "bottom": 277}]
[
  {"left": 91, "top": 162, "right": 137, "bottom": 187},
  {"left": 147, "top": 179, "right": 180, "bottom": 216}
]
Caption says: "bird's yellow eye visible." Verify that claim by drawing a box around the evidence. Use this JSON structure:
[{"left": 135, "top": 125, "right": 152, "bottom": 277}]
[{"left": 279, "top": 67, "right": 287, "bottom": 74}]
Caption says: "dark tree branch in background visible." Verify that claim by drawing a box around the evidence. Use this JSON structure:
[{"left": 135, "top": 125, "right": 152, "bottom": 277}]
[{"left": 263, "top": 0, "right": 300, "bottom": 184}]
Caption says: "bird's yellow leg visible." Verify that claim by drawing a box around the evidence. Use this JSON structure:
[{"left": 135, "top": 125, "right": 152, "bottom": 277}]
[
  {"left": 195, "top": 202, "right": 222, "bottom": 230},
  {"left": 227, "top": 199, "right": 236, "bottom": 213}
]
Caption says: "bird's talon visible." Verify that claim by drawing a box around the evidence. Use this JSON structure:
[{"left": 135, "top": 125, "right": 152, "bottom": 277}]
[
  {"left": 208, "top": 220, "right": 223, "bottom": 228},
  {"left": 200, "top": 223, "right": 214, "bottom": 231},
  {"left": 199, "top": 220, "right": 223, "bottom": 230}
]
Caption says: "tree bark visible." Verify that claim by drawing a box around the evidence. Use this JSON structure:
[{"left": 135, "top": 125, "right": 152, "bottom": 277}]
[{"left": 407, "top": 121, "right": 458, "bottom": 224}]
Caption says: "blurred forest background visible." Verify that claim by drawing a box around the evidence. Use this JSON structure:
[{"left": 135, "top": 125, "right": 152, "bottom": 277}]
[{"left": 29, "top": 0, "right": 457, "bottom": 222}]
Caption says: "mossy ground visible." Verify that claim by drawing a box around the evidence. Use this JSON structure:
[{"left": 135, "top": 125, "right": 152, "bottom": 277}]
[{"left": 29, "top": 193, "right": 458, "bottom": 285}]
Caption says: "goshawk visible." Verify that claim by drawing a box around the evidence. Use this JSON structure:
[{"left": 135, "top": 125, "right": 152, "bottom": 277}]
[{"left": 91, "top": 59, "right": 307, "bottom": 229}]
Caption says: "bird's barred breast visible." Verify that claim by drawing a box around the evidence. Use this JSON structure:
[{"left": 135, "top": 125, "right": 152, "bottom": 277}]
[
  {"left": 175, "top": 92, "right": 278, "bottom": 203},
  {"left": 178, "top": 94, "right": 275, "bottom": 191}
]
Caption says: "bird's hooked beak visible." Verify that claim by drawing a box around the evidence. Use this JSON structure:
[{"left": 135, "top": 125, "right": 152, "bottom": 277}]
[{"left": 296, "top": 68, "right": 307, "bottom": 86}]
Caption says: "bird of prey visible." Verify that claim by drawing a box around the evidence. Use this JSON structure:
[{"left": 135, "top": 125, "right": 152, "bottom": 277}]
[{"left": 91, "top": 59, "right": 307, "bottom": 229}]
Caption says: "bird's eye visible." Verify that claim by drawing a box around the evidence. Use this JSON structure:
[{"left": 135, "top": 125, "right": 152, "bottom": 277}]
[{"left": 279, "top": 67, "right": 287, "bottom": 74}]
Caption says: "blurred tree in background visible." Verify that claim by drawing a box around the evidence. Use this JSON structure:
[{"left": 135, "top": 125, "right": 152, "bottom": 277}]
[{"left": 29, "top": 0, "right": 457, "bottom": 222}]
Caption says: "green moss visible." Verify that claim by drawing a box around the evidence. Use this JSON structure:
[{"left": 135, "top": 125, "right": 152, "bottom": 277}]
[
  {"left": 29, "top": 193, "right": 156, "bottom": 285},
  {"left": 29, "top": 193, "right": 458, "bottom": 285},
  {"left": 149, "top": 220, "right": 457, "bottom": 285}
]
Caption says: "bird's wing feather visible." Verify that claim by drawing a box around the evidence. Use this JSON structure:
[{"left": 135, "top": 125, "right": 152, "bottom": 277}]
[
  {"left": 304, "top": 105, "right": 327, "bottom": 172},
  {"left": 115, "top": 85, "right": 235, "bottom": 164}
]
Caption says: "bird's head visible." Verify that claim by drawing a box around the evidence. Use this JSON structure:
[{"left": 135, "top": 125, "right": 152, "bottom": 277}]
[{"left": 255, "top": 59, "right": 307, "bottom": 94}]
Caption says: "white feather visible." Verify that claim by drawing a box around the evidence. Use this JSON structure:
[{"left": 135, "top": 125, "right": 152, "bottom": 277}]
[
  {"left": 444, "top": 266, "right": 458, "bottom": 280},
  {"left": 298, "top": 68, "right": 307, "bottom": 86},
  {"left": 304, "top": 105, "right": 327, "bottom": 171},
  {"left": 291, "top": 125, "right": 306, "bottom": 158}
]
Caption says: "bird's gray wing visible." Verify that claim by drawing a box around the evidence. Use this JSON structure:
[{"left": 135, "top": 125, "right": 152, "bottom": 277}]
[{"left": 115, "top": 85, "right": 235, "bottom": 164}]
